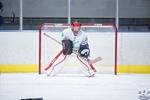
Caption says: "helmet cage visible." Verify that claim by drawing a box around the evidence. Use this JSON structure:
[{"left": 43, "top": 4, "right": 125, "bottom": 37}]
[{"left": 71, "top": 21, "right": 81, "bottom": 36}]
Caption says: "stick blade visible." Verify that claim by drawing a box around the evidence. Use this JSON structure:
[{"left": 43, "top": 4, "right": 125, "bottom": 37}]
[{"left": 88, "top": 57, "right": 102, "bottom": 64}]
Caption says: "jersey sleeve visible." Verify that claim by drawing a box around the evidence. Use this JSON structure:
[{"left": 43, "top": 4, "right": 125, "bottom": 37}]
[
  {"left": 85, "top": 36, "right": 88, "bottom": 42},
  {"left": 61, "top": 31, "right": 65, "bottom": 40},
  {"left": 61, "top": 28, "right": 70, "bottom": 40},
  {"left": 83, "top": 31, "right": 88, "bottom": 43}
]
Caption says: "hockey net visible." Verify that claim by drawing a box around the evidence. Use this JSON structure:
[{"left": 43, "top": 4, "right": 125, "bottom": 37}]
[{"left": 39, "top": 23, "right": 117, "bottom": 75}]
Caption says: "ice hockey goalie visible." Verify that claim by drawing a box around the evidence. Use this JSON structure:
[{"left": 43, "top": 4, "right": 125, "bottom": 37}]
[{"left": 46, "top": 21, "right": 96, "bottom": 77}]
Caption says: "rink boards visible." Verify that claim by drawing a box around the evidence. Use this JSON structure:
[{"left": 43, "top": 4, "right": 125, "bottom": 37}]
[{"left": 0, "top": 31, "right": 150, "bottom": 74}]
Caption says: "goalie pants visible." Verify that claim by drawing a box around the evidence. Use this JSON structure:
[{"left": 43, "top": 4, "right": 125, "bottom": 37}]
[{"left": 47, "top": 54, "right": 95, "bottom": 77}]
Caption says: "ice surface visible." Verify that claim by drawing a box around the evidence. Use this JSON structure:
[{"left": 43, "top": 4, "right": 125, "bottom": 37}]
[{"left": 0, "top": 73, "right": 150, "bottom": 100}]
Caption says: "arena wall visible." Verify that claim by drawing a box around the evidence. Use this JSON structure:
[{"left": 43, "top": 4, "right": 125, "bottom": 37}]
[{"left": 0, "top": 31, "right": 150, "bottom": 74}]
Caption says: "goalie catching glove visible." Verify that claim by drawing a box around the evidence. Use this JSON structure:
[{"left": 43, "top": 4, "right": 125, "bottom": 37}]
[
  {"left": 78, "top": 42, "right": 90, "bottom": 58},
  {"left": 62, "top": 39, "right": 73, "bottom": 55}
]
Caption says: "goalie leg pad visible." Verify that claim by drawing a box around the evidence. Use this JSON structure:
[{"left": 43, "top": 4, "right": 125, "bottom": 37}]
[{"left": 77, "top": 55, "right": 95, "bottom": 77}]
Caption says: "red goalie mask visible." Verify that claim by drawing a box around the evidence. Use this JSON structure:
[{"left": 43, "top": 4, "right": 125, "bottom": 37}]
[{"left": 72, "top": 21, "right": 81, "bottom": 36}]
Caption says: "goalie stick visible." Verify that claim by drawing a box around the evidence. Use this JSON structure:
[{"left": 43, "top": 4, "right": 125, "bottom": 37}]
[
  {"left": 43, "top": 33, "right": 102, "bottom": 64},
  {"left": 45, "top": 50, "right": 63, "bottom": 71}
]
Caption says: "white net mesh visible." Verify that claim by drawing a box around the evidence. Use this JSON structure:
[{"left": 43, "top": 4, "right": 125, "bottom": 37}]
[{"left": 39, "top": 24, "right": 117, "bottom": 75}]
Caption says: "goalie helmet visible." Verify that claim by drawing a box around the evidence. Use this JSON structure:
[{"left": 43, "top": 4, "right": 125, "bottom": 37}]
[{"left": 71, "top": 21, "right": 81, "bottom": 36}]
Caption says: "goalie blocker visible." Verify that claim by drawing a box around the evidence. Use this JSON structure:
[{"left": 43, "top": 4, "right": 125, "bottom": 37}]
[{"left": 62, "top": 39, "right": 73, "bottom": 55}]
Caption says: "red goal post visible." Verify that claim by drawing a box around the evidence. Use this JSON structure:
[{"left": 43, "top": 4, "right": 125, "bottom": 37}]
[{"left": 39, "top": 23, "right": 117, "bottom": 75}]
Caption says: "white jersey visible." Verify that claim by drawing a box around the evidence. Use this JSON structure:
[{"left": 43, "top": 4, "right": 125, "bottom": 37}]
[{"left": 61, "top": 28, "right": 88, "bottom": 50}]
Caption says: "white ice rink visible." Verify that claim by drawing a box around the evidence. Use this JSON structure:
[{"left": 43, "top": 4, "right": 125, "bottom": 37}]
[{"left": 0, "top": 73, "right": 150, "bottom": 100}]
